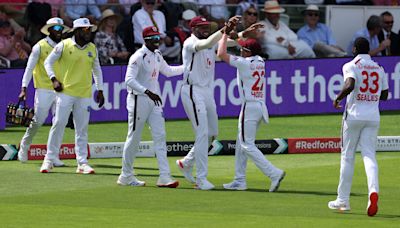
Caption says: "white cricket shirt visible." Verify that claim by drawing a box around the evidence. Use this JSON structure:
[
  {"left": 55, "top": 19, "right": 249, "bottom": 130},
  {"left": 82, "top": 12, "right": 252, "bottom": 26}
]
[
  {"left": 125, "top": 45, "right": 184, "bottom": 96},
  {"left": 343, "top": 54, "right": 389, "bottom": 121},
  {"left": 182, "top": 34, "right": 217, "bottom": 88}
]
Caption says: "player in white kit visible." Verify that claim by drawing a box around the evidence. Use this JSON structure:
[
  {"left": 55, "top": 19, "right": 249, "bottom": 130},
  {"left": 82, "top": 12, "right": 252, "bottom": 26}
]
[
  {"left": 117, "top": 26, "right": 184, "bottom": 188},
  {"left": 17, "top": 18, "right": 69, "bottom": 166},
  {"left": 328, "top": 37, "right": 388, "bottom": 217},
  {"left": 40, "top": 18, "right": 105, "bottom": 174},
  {"left": 175, "top": 15, "right": 241, "bottom": 190},
  {"left": 217, "top": 33, "right": 286, "bottom": 192}
]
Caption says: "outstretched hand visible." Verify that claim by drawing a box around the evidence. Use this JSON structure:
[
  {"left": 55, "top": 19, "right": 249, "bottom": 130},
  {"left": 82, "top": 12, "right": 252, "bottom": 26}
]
[
  {"left": 224, "top": 16, "right": 241, "bottom": 34},
  {"left": 145, "top": 89, "right": 162, "bottom": 106},
  {"left": 243, "top": 22, "right": 264, "bottom": 39}
]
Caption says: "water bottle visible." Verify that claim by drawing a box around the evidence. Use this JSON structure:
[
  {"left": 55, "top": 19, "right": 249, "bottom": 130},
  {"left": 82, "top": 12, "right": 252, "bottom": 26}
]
[{"left": 15, "top": 104, "right": 24, "bottom": 125}]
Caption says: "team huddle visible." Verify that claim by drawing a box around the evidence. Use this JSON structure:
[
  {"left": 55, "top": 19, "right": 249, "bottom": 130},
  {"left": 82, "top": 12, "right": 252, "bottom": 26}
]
[{"left": 17, "top": 15, "right": 389, "bottom": 217}]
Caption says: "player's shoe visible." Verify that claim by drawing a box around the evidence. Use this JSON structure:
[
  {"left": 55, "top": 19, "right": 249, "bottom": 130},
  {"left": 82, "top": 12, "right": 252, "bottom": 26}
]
[
  {"left": 18, "top": 149, "right": 28, "bottom": 163},
  {"left": 367, "top": 192, "right": 378, "bottom": 217},
  {"left": 76, "top": 164, "right": 95, "bottom": 174},
  {"left": 223, "top": 181, "right": 247, "bottom": 191},
  {"left": 53, "top": 157, "right": 65, "bottom": 167},
  {"left": 176, "top": 159, "right": 195, "bottom": 183},
  {"left": 40, "top": 160, "right": 53, "bottom": 173},
  {"left": 156, "top": 176, "right": 179, "bottom": 188},
  {"left": 269, "top": 170, "right": 286, "bottom": 192},
  {"left": 195, "top": 179, "right": 215, "bottom": 190},
  {"left": 328, "top": 199, "right": 351, "bottom": 211},
  {"left": 117, "top": 175, "right": 146, "bottom": 187}
]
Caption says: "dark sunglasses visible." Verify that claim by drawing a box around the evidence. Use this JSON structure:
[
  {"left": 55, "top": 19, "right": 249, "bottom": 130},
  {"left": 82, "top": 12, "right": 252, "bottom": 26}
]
[
  {"left": 144, "top": 35, "right": 160, "bottom": 41},
  {"left": 246, "top": 12, "right": 258, "bottom": 16},
  {"left": 384, "top": 21, "right": 394, "bottom": 25},
  {"left": 0, "top": 20, "right": 10, "bottom": 28},
  {"left": 80, "top": 27, "right": 92, "bottom": 32},
  {"left": 51, "top": 25, "right": 64, "bottom": 32},
  {"left": 307, "top": 12, "right": 319, "bottom": 17},
  {"left": 146, "top": 1, "right": 155, "bottom": 5}
]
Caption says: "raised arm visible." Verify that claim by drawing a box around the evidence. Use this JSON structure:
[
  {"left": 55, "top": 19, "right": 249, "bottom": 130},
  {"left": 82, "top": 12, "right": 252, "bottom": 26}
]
[{"left": 217, "top": 33, "right": 230, "bottom": 64}]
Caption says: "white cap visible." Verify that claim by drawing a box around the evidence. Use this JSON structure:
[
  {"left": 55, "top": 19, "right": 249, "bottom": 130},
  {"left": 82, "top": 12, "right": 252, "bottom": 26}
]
[
  {"left": 182, "top": 9, "right": 196, "bottom": 21},
  {"left": 305, "top": 4, "right": 320, "bottom": 12},
  {"left": 40, "top": 17, "right": 70, "bottom": 35},
  {"left": 72, "top": 18, "right": 97, "bottom": 32}
]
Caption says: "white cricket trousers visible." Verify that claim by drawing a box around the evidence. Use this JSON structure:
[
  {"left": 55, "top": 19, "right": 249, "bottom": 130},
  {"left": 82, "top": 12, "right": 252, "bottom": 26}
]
[
  {"left": 44, "top": 93, "right": 91, "bottom": 165},
  {"left": 120, "top": 94, "right": 171, "bottom": 179},
  {"left": 19, "top": 89, "right": 56, "bottom": 154},
  {"left": 233, "top": 102, "right": 282, "bottom": 182},
  {"left": 337, "top": 120, "right": 380, "bottom": 202},
  {"left": 264, "top": 40, "right": 316, "bottom": 59},
  {"left": 180, "top": 84, "right": 218, "bottom": 181}
]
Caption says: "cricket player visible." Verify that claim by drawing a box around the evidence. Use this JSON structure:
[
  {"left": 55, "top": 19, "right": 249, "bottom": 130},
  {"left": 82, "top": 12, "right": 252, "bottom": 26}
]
[
  {"left": 40, "top": 18, "right": 105, "bottom": 174},
  {"left": 117, "top": 26, "right": 184, "bottom": 188},
  {"left": 217, "top": 33, "right": 286, "bottom": 192},
  {"left": 17, "top": 17, "right": 69, "bottom": 166},
  {"left": 175, "top": 15, "right": 240, "bottom": 190},
  {"left": 328, "top": 37, "right": 388, "bottom": 217}
]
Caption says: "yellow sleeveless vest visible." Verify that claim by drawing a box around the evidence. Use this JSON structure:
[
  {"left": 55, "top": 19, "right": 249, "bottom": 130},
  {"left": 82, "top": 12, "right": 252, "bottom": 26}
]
[
  {"left": 32, "top": 39, "right": 60, "bottom": 90},
  {"left": 59, "top": 38, "right": 96, "bottom": 98}
]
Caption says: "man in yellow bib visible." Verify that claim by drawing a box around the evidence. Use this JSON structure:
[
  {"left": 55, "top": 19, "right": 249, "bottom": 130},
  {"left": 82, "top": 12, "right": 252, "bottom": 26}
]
[
  {"left": 40, "top": 18, "right": 105, "bottom": 174},
  {"left": 18, "top": 17, "right": 69, "bottom": 166}
]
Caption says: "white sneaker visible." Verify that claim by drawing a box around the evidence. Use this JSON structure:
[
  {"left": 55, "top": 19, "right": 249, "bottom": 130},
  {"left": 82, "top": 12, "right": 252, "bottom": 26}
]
[
  {"left": 40, "top": 160, "right": 53, "bottom": 173},
  {"left": 117, "top": 175, "right": 146, "bottom": 187},
  {"left": 269, "top": 171, "right": 286, "bottom": 192},
  {"left": 223, "top": 181, "right": 247, "bottom": 191},
  {"left": 176, "top": 159, "right": 195, "bottom": 183},
  {"left": 367, "top": 192, "right": 378, "bottom": 217},
  {"left": 53, "top": 157, "right": 65, "bottom": 167},
  {"left": 157, "top": 176, "right": 179, "bottom": 188},
  {"left": 195, "top": 179, "right": 215, "bottom": 190},
  {"left": 18, "top": 149, "right": 28, "bottom": 163},
  {"left": 328, "top": 199, "right": 351, "bottom": 211},
  {"left": 76, "top": 164, "right": 95, "bottom": 174}
]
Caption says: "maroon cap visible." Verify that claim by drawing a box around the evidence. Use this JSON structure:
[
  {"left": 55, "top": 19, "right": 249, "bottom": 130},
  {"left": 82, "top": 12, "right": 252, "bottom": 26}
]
[
  {"left": 189, "top": 16, "right": 211, "bottom": 28},
  {"left": 142, "top": 26, "right": 160, "bottom": 38},
  {"left": 238, "top": 38, "right": 262, "bottom": 55}
]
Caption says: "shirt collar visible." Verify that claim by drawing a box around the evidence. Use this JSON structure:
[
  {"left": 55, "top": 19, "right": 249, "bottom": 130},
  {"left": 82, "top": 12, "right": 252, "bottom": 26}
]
[
  {"left": 356, "top": 54, "right": 371, "bottom": 60},
  {"left": 71, "top": 36, "right": 89, "bottom": 49},
  {"left": 142, "top": 44, "right": 155, "bottom": 54},
  {"left": 305, "top": 23, "right": 321, "bottom": 31},
  {"left": 45, "top": 36, "right": 58, "bottom": 47}
]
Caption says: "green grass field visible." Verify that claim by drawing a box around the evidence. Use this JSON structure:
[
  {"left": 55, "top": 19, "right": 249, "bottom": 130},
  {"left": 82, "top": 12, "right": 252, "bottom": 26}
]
[{"left": 0, "top": 113, "right": 399, "bottom": 227}]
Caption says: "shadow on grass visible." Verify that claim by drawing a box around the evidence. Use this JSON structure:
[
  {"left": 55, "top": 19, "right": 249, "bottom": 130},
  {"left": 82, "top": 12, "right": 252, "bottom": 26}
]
[
  {"left": 334, "top": 211, "right": 400, "bottom": 219},
  {"left": 212, "top": 188, "right": 364, "bottom": 197}
]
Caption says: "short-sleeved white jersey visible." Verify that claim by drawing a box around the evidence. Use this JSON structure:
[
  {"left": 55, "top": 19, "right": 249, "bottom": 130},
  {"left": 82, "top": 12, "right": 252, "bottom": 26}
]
[
  {"left": 342, "top": 54, "right": 389, "bottom": 121},
  {"left": 229, "top": 55, "right": 266, "bottom": 103},
  {"left": 182, "top": 34, "right": 217, "bottom": 88},
  {"left": 125, "top": 45, "right": 184, "bottom": 96}
]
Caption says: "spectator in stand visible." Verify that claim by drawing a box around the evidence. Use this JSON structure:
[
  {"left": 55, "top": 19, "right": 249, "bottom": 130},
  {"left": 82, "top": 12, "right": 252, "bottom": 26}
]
[
  {"left": 0, "top": 18, "right": 31, "bottom": 67},
  {"left": 24, "top": 1, "right": 52, "bottom": 46},
  {"left": 94, "top": 9, "right": 130, "bottom": 64},
  {"left": 198, "top": 0, "right": 230, "bottom": 27},
  {"left": 132, "top": 0, "right": 181, "bottom": 62},
  {"left": 0, "top": 0, "right": 27, "bottom": 26},
  {"left": 119, "top": 0, "right": 139, "bottom": 16},
  {"left": 347, "top": 15, "right": 389, "bottom": 57},
  {"left": 235, "top": 0, "right": 258, "bottom": 16},
  {"left": 297, "top": 5, "right": 346, "bottom": 57},
  {"left": 259, "top": 1, "right": 315, "bottom": 59},
  {"left": 65, "top": 0, "right": 102, "bottom": 24},
  {"left": 173, "top": 9, "right": 196, "bottom": 46},
  {"left": 236, "top": 5, "right": 259, "bottom": 34},
  {"left": 373, "top": 0, "right": 400, "bottom": 5},
  {"left": 378, "top": 11, "right": 400, "bottom": 56},
  {"left": 32, "top": 0, "right": 64, "bottom": 18}
]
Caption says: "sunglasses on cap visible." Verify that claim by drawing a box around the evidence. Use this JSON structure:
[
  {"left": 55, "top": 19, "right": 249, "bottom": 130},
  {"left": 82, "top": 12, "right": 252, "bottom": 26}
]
[
  {"left": 307, "top": 12, "right": 319, "bottom": 17},
  {"left": 51, "top": 25, "right": 64, "bottom": 32},
  {"left": 240, "top": 47, "right": 252, "bottom": 52},
  {"left": 144, "top": 35, "right": 160, "bottom": 41}
]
